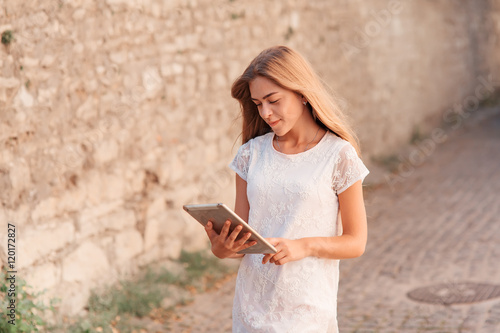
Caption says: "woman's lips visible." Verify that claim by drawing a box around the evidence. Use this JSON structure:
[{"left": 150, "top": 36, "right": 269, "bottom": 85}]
[{"left": 269, "top": 120, "right": 280, "bottom": 127}]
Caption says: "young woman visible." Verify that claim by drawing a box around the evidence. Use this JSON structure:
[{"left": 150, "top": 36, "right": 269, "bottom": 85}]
[{"left": 204, "top": 45, "right": 369, "bottom": 332}]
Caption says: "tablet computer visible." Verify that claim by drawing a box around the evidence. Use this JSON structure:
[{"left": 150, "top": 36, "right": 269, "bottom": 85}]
[{"left": 182, "top": 203, "right": 277, "bottom": 254}]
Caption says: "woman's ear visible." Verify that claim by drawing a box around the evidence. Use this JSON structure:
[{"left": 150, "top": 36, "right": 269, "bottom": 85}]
[{"left": 300, "top": 94, "right": 307, "bottom": 105}]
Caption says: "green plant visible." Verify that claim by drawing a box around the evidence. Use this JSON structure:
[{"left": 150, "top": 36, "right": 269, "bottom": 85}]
[
  {"left": 178, "top": 250, "right": 232, "bottom": 290},
  {"left": 1, "top": 30, "right": 14, "bottom": 45},
  {"left": 0, "top": 268, "right": 57, "bottom": 332},
  {"left": 64, "top": 250, "right": 236, "bottom": 332},
  {"left": 66, "top": 270, "right": 166, "bottom": 332}
]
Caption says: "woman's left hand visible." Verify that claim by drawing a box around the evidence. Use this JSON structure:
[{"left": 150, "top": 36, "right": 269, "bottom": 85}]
[{"left": 262, "top": 238, "right": 309, "bottom": 265}]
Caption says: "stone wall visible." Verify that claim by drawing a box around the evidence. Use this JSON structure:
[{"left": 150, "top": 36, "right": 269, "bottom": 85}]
[{"left": 0, "top": 0, "right": 498, "bottom": 316}]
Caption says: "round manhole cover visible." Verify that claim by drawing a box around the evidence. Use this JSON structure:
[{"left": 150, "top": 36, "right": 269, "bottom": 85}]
[{"left": 407, "top": 282, "right": 500, "bottom": 305}]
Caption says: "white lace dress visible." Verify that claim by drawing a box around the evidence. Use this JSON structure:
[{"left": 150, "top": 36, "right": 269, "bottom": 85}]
[{"left": 228, "top": 130, "right": 369, "bottom": 333}]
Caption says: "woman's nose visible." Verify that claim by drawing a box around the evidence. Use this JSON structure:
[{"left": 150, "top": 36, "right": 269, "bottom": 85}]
[{"left": 260, "top": 103, "right": 272, "bottom": 118}]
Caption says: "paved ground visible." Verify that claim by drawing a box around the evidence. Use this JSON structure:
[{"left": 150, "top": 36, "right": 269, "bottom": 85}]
[{"left": 162, "top": 105, "right": 500, "bottom": 333}]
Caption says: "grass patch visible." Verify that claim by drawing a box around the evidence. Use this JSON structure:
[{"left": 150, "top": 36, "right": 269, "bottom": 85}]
[
  {"left": 0, "top": 268, "right": 58, "bottom": 332},
  {"left": 58, "top": 249, "right": 236, "bottom": 333},
  {"left": 178, "top": 250, "right": 233, "bottom": 290}
]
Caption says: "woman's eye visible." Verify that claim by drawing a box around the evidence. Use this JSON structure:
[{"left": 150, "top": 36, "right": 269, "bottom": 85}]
[
  {"left": 255, "top": 103, "right": 262, "bottom": 107},
  {"left": 269, "top": 100, "right": 279, "bottom": 104}
]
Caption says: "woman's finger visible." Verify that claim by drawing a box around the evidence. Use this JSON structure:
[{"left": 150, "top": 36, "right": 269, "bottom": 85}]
[
  {"left": 229, "top": 225, "right": 243, "bottom": 241},
  {"left": 220, "top": 220, "right": 231, "bottom": 238},
  {"left": 237, "top": 232, "right": 255, "bottom": 249},
  {"left": 204, "top": 221, "right": 217, "bottom": 239},
  {"left": 274, "top": 257, "right": 286, "bottom": 265},
  {"left": 237, "top": 232, "right": 252, "bottom": 246},
  {"left": 238, "top": 238, "right": 257, "bottom": 251},
  {"left": 271, "top": 252, "right": 286, "bottom": 264},
  {"left": 262, "top": 253, "right": 274, "bottom": 264},
  {"left": 273, "top": 250, "right": 286, "bottom": 261}
]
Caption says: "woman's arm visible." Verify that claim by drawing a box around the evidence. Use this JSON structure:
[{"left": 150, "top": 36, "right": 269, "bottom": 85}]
[
  {"left": 263, "top": 180, "right": 367, "bottom": 265},
  {"left": 204, "top": 174, "right": 255, "bottom": 259},
  {"left": 305, "top": 179, "right": 367, "bottom": 258}
]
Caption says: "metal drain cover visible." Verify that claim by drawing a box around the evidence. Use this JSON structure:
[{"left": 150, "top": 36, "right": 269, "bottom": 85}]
[{"left": 407, "top": 282, "right": 500, "bottom": 305}]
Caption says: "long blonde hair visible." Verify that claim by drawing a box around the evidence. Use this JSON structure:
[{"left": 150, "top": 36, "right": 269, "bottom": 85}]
[{"left": 231, "top": 45, "right": 361, "bottom": 156}]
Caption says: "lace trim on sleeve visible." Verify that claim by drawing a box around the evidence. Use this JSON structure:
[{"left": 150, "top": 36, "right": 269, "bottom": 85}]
[
  {"left": 229, "top": 140, "right": 252, "bottom": 181},
  {"left": 332, "top": 143, "right": 369, "bottom": 194}
]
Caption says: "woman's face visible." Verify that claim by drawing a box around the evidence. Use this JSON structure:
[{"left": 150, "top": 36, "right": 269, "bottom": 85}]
[{"left": 249, "top": 76, "right": 306, "bottom": 136}]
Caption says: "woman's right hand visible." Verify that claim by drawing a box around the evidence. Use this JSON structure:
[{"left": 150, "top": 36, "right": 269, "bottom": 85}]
[{"left": 204, "top": 220, "right": 257, "bottom": 259}]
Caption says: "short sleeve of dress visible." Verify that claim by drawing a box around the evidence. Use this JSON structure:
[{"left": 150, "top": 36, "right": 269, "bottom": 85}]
[
  {"left": 332, "top": 142, "right": 370, "bottom": 194},
  {"left": 229, "top": 140, "right": 252, "bottom": 181}
]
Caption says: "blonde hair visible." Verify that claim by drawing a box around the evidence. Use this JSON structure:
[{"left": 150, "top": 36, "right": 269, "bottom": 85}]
[{"left": 231, "top": 45, "right": 361, "bottom": 156}]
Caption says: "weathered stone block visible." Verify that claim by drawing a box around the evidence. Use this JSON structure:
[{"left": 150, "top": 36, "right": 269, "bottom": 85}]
[
  {"left": 24, "top": 262, "right": 59, "bottom": 293},
  {"left": 147, "top": 196, "right": 165, "bottom": 219},
  {"left": 103, "top": 209, "right": 137, "bottom": 232},
  {"left": 76, "top": 200, "right": 123, "bottom": 239},
  {"left": 94, "top": 139, "right": 119, "bottom": 165},
  {"left": 144, "top": 216, "right": 160, "bottom": 251},
  {"left": 40, "top": 54, "right": 56, "bottom": 67},
  {"left": 58, "top": 187, "right": 86, "bottom": 213},
  {"left": 114, "top": 229, "right": 143, "bottom": 262},
  {"left": 9, "top": 158, "right": 31, "bottom": 192},
  {"left": 160, "top": 210, "right": 186, "bottom": 239},
  {"left": 20, "top": 220, "right": 75, "bottom": 268},
  {"left": 13, "top": 85, "right": 34, "bottom": 108},
  {"left": 83, "top": 171, "right": 105, "bottom": 205},
  {"left": 62, "top": 241, "right": 110, "bottom": 284},
  {"left": 110, "top": 51, "right": 127, "bottom": 64},
  {"left": 72, "top": 8, "right": 86, "bottom": 21},
  {"left": 0, "top": 204, "right": 29, "bottom": 227},
  {"left": 136, "top": 244, "right": 161, "bottom": 267},
  {"left": 0, "top": 77, "right": 19, "bottom": 88},
  {"left": 55, "top": 282, "right": 91, "bottom": 316},
  {"left": 37, "top": 87, "right": 57, "bottom": 104},
  {"left": 102, "top": 173, "right": 126, "bottom": 201},
  {"left": 142, "top": 66, "right": 162, "bottom": 97},
  {"left": 124, "top": 165, "right": 145, "bottom": 193},
  {"left": 159, "top": 237, "right": 182, "bottom": 259},
  {"left": 31, "top": 197, "right": 59, "bottom": 224},
  {"left": 164, "top": 151, "right": 184, "bottom": 183},
  {"left": 165, "top": 185, "right": 199, "bottom": 208},
  {"left": 203, "top": 143, "right": 219, "bottom": 164},
  {"left": 181, "top": 221, "right": 209, "bottom": 253},
  {"left": 0, "top": 207, "right": 7, "bottom": 227},
  {"left": 143, "top": 197, "right": 166, "bottom": 250}
]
